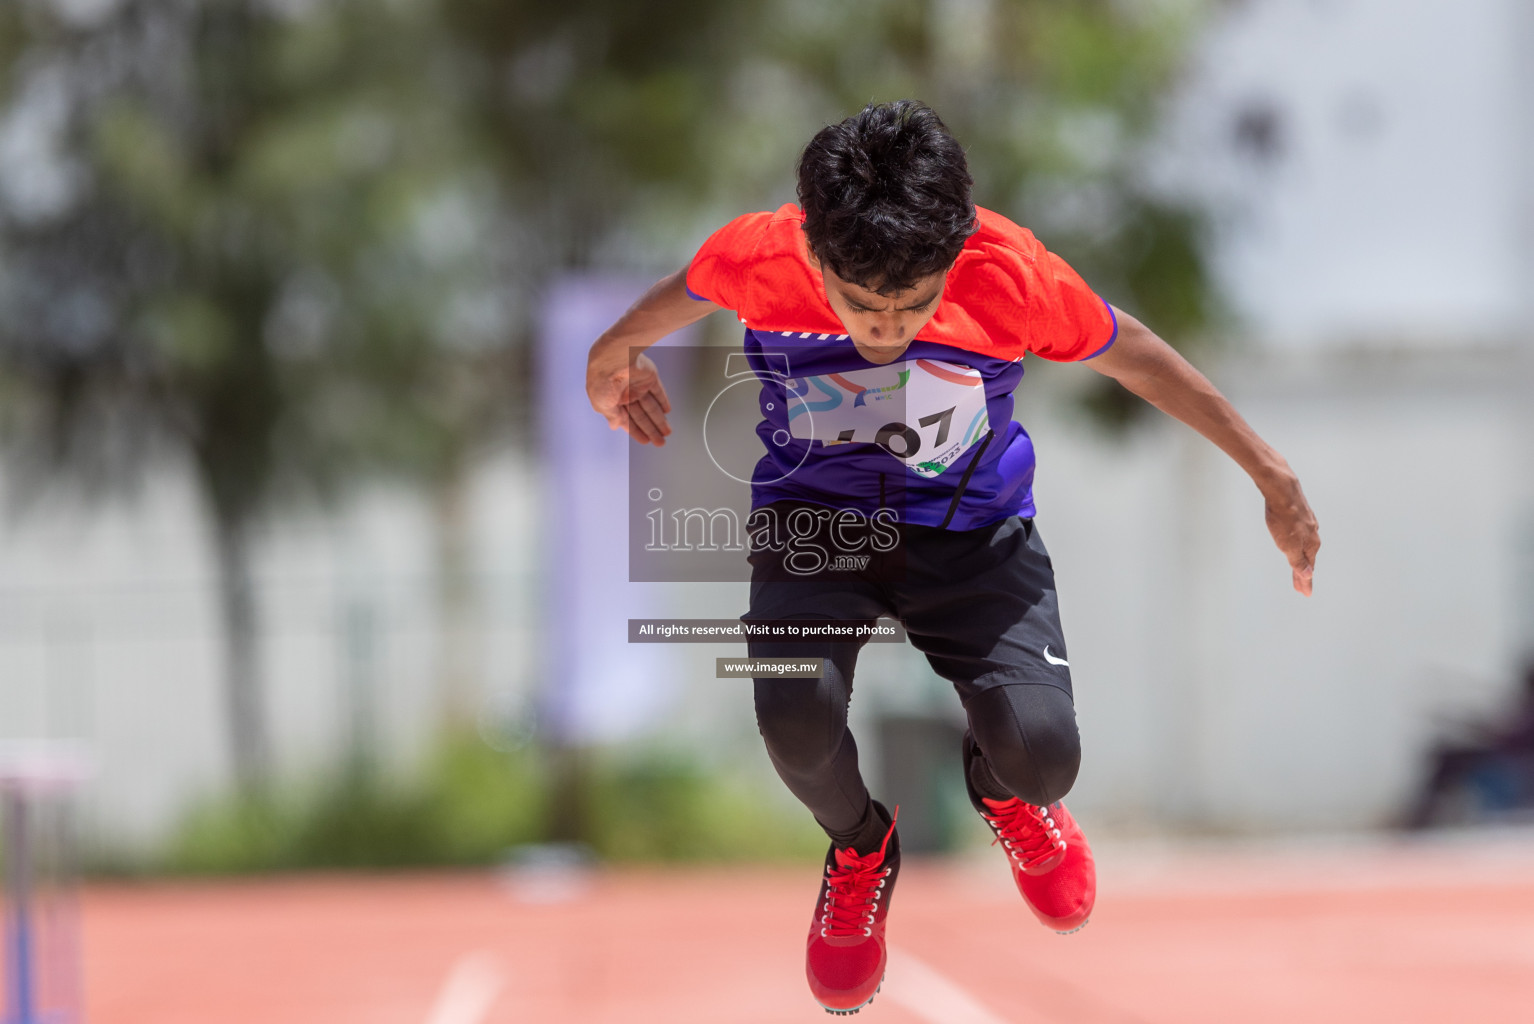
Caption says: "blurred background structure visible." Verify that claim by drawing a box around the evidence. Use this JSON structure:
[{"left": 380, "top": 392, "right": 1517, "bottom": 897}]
[{"left": 0, "top": 0, "right": 1531, "bottom": 877}]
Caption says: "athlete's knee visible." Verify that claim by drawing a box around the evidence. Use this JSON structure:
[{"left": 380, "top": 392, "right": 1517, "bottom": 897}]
[
  {"left": 753, "top": 675, "right": 848, "bottom": 773},
  {"left": 969, "top": 682, "right": 1080, "bottom": 805}
]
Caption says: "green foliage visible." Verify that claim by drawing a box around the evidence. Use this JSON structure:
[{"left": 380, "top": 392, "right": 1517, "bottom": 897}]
[
  {"left": 585, "top": 748, "right": 826, "bottom": 863},
  {"left": 0, "top": 0, "right": 513, "bottom": 507},
  {"left": 167, "top": 732, "right": 547, "bottom": 873},
  {"left": 162, "top": 733, "right": 822, "bottom": 874}
]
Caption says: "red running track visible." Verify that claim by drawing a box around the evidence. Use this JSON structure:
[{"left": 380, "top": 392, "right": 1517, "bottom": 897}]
[{"left": 80, "top": 833, "right": 1534, "bottom": 1023}]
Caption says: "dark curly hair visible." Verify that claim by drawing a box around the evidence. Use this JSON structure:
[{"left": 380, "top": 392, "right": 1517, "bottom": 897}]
[{"left": 797, "top": 100, "right": 976, "bottom": 295}]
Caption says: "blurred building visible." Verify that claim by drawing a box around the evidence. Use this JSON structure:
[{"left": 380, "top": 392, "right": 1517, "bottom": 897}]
[{"left": 3, "top": 0, "right": 1533, "bottom": 848}]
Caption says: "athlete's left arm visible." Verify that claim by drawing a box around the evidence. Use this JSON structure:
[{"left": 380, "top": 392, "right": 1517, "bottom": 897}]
[{"left": 1086, "top": 305, "right": 1320, "bottom": 596}]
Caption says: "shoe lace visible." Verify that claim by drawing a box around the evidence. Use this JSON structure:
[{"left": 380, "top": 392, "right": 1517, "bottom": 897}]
[
  {"left": 982, "top": 798, "right": 1066, "bottom": 871},
  {"left": 819, "top": 806, "right": 898, "bottom": 939}
]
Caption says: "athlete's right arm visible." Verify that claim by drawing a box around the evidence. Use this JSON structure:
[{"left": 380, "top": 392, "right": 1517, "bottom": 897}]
[{"left": 585, "top": 268, "right": 722, "bottom": 446}]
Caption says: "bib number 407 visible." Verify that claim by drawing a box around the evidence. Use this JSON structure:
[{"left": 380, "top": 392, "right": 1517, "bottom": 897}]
[{"left": 788, "top": 357, "right": 990, "bottom": 479}]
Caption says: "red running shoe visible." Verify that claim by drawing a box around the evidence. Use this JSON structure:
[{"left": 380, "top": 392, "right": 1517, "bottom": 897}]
[
  {"left": 805, "top": 802, "right": 899, "bottom": 1015},
  {"left": 962, "top": 730, "right": 1095, "bottom": 933}
]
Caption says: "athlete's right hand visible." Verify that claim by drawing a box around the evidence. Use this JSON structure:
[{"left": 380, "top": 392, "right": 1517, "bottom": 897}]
[{"left": 587, "top": 350, "right": 672, "bottom": 446}]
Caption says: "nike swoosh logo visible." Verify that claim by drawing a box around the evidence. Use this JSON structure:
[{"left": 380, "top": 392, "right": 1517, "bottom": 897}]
[{"left": 1043, "top": 646, "right": 1069, "bottom": 667}]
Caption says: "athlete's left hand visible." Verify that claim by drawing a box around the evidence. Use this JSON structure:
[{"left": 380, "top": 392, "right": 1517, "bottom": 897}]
[{"left": 1261, "top": 471, "right": 1320, "bottom": 595}]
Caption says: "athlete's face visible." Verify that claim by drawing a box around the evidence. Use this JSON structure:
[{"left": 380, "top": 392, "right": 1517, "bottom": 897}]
[{"left": 810, "top": 250, "right": 950, "bottom": 365}]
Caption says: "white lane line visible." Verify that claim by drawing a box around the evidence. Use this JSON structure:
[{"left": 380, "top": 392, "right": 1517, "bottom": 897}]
[
  {"left": 884, "top": 945, "right": 1036, "bottom": 1024},
  {"left": 423, "top": 951, "right": 505, "bottom": 1024}
]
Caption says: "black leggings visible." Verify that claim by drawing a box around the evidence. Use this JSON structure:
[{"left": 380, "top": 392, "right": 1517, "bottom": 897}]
[
  {"left": 747, "top": 508, "right": 1082, "bottom": 841},
  {"left": 754, "top": 660, "right": 1080, "bottom": 839}
]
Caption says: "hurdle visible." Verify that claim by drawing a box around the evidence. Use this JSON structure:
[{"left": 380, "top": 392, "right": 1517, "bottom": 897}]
[{"left": 1, "top": 743, "right": 90, "bottom": 1024}]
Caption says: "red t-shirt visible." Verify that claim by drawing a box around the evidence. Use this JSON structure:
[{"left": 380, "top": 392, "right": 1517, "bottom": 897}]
[
  {"left": 687, "top": 203, "right": 1116, "bottom": 362},
  {"left": 684, "top": 203, "right": 1117, "bottom": 528}
]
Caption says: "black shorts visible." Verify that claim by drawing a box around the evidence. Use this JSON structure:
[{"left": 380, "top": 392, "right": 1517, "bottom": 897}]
[{"left": 743, "top": 500, "right": 1073, "bottom": 705}]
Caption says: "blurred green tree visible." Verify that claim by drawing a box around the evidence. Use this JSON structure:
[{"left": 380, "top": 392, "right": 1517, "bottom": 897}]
[{"left": 0, "top": 0, "right": 514, "bottom": 792}]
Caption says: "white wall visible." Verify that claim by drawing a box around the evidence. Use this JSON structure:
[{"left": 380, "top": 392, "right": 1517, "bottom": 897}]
[
  {"left": 1031, "top": 349, "right": 1534, "bottom": 831},
  {"left": 1162, "top": 0, "right": 1534, "bottom": 345},
  {"left": 0, "top": 451, "right": 544, "bottom": 850}
]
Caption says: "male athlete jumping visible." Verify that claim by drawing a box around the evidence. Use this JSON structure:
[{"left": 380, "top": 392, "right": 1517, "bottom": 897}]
[{"left": 586, "top": 100, "right": 1319, "bottom": 1015}]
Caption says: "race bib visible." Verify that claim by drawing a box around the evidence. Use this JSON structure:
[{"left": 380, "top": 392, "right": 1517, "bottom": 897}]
[{"left": 783, "top": 358, "right": 990, "bottom": 478}]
